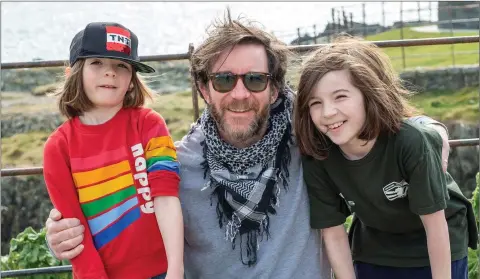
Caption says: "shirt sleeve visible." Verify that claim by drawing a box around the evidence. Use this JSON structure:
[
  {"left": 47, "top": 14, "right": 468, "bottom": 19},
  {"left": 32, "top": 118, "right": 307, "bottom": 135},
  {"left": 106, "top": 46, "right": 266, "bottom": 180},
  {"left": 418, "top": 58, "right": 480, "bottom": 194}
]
[
  {"left": 399, "top": 124, "right": 448, "bottom": 216},
  {"left": 141, "top": 110, "right": 181, "bottom": 198},
  {"left": 43, "top": 135, "right": 108, "bottom": 279},
  {"left": 302, "top": 155, "right": 350, "bottom": 229}
]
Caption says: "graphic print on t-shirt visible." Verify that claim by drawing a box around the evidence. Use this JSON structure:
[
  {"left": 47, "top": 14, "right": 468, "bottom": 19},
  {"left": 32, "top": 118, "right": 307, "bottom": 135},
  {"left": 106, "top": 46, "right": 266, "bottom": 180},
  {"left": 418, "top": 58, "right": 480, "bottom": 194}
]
[
  {"left": 71, "top": 147, "right": 140, "bottom": 250},
  {"left": 383, "top": 180, "right": 409, "bottom": 201}
]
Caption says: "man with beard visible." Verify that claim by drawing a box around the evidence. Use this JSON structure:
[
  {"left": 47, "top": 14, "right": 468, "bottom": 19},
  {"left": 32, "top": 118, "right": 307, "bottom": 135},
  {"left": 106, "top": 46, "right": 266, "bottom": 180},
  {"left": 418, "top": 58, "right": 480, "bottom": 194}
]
[{"left": 43, "top": 11, "right": 450, "bottom": 279}]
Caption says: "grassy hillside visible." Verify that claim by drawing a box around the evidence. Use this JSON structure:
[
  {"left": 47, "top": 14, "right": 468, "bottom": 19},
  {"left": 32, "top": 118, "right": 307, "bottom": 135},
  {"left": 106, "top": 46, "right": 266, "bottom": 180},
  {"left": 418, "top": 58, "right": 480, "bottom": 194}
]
[
  {"left": 1, "top": 91, "right": 205, "bottom": 168},
  {"left": 410, "top": 87, "right": 478, "bottom": 123},
  {"left": 365, "top": 27, "right": 479, "bottom": 71},
  {"left": 2, "top": 87, "right": 477, "bottom": 168}
]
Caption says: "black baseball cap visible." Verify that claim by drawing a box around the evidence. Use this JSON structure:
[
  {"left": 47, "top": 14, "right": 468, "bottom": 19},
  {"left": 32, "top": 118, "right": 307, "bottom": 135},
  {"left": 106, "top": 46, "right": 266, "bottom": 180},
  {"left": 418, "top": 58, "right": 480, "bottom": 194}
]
[{"left": 69, "top": 22, "right": 155, "bottom": 73}]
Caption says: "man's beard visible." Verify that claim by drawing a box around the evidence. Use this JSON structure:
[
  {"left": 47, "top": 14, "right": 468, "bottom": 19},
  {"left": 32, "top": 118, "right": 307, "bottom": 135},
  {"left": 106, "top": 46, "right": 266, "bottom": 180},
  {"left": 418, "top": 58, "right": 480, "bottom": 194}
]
[{"left": 210, "top": 98, "right": 270, "bottom": 143}]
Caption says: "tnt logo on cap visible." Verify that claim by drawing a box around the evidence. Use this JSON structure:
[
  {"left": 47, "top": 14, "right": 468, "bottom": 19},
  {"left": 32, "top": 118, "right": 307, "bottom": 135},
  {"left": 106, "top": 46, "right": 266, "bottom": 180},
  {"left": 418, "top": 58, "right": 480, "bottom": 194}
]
[
  {"left": 69, "top": 22, "right": 155, "bottom": 73},
  {"left": 106, "top": 26, "right": 131, "bottom": 55}
]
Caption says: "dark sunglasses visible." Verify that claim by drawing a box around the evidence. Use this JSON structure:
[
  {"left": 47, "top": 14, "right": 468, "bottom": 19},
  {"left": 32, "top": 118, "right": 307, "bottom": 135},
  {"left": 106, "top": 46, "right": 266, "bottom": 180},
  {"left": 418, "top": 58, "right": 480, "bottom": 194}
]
[{"left": 208, "top": 72, "right": 272, "bottom": 93}]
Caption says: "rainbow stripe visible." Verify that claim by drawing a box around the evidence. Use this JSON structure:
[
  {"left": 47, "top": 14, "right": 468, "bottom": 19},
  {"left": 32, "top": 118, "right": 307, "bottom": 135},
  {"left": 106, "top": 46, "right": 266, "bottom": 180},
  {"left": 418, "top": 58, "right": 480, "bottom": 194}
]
[
  {"left": 72, "top": 158, "right": 139, "bottom": 249},
  {"left": 145, "top": 136, "right": 180, "bottom": 174}
]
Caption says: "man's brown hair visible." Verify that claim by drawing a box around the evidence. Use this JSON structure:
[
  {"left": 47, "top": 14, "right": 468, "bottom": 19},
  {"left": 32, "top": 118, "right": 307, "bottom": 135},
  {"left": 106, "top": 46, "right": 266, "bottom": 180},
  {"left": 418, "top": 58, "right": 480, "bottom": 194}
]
[
  {"left": 294, "top": 35, "right": 417, "bottom": 160},
  {"left": 190, "top": 8, "right": 292, "bottom": 99},
  {"left": 55, "top": 59, "right": 154, "bottom": 118}
]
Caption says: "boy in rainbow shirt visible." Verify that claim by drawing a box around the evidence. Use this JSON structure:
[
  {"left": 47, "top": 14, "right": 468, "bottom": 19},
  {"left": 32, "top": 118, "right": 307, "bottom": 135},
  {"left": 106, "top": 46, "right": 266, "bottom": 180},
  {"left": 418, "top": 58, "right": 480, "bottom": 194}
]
[{"left": 43, "top": 22, "right": 183, "bottom": 279}]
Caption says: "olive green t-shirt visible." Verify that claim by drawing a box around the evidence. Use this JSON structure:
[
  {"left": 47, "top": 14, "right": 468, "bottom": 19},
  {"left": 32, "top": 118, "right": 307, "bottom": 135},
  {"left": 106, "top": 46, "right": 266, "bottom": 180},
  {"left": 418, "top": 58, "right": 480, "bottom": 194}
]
[{"left": 303, "top": 120, "right": 470, "bottom": 267}]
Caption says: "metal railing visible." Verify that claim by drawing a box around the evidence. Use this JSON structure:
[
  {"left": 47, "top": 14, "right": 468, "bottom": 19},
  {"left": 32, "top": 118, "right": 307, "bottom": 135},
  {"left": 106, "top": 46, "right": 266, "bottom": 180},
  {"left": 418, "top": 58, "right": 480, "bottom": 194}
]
[
  {"left": 2, "top": 36, "right": 478, "bottom": 70},
  {"left": 1, "top": 266, "right": 73, "bottom": 278},
  {"left": 1, "top": 138, "right": 478, "bottom": 178},
  {"left": 1, "top": 35, "right": 479, "bottom": 278}
]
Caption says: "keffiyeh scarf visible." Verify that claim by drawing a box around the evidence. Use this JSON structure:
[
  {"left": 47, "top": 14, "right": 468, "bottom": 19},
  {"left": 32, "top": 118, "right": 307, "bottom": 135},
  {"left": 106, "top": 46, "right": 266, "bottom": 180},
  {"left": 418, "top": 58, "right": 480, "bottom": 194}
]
[{"left": 191, "top": 87, "right": 295, "bottom": 266}]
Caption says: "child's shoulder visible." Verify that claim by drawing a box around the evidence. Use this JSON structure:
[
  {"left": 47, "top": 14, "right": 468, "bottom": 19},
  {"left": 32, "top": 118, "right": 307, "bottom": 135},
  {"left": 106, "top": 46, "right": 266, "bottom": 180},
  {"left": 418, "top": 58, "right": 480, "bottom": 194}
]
[
  {"left": 395, "top": 120, "right": 443, "bottom": 150},
  {"left": 128, "top": 107, "right": 165, "bottom": 122},
  {"left": 44, "top": 119, "right": 75, "bottom": 151},
  {"left": 47, "top": 118, "right": 76, "bottom": 141}
]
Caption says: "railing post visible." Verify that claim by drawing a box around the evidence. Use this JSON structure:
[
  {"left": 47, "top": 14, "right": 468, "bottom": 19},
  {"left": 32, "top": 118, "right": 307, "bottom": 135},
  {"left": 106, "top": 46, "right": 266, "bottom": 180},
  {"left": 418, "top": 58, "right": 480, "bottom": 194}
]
[
  {"left": 382, "top": 2, "right": 386, "bottom": 29},
  {"left": 362, "top": 3, "right": 366, "bottom": 37},
  {"left": 188, "top": 43, "right": 199, "bottom": 122},
  {"left": 449, "top": 5, "right": 456, "bottom": 66},
  {"left": 297, "top": 28, "right": 301, "bottom": 45},
  {"left": 400, "top": 2, "right": 406, "bottom": 70},
  {"left": 417, "top": 1, "right": 421, "bottom": 22}
]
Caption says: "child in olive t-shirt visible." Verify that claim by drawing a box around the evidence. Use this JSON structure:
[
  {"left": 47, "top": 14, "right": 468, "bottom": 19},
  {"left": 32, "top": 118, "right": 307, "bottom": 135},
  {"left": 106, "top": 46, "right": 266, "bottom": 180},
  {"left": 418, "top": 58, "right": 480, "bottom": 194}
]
[{"left": 293, "top": 36, "right": 477, "bottom": 279}]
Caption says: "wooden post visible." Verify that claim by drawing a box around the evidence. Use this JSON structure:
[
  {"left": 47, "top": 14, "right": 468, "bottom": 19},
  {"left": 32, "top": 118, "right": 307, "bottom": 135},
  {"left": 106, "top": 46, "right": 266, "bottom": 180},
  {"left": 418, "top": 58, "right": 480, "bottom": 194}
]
[
  {"left": 297, "top": 27, "right": 301, "bottom": 45},
  {"left": 382, "top": 2, "right": 386, "bottom": 29},
  {"left": 331, "top": 7, "right": 335, "bottom": 25},
  {"left": 337, "top": 10, "right": 341, "bottom": 32},
  {"left": 188, "top": 43, "right": 199, "bottom": 122},
  {"left": 350, "top": 12, "right": 353, "bottom": 30},
  {"left": 327, "top": 21, "right": 332, "bottom": 42},
  {"left": 332, "top": 7, "right": 338, "bottom": 35},
  {"left": 362, "top": 3, "right": 366, "bottom": 37},
  {"left": 417, "top": 1, "right": 421, "bottom": 22},
  {"left": 313, "top": 24, "right": 317, "bottom": 44}
]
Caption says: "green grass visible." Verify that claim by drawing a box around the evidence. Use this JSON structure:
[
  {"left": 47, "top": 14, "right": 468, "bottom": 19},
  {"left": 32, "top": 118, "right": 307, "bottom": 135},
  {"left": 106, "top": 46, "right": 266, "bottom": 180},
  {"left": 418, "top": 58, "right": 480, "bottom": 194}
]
[
  {"left": 147, "top": 90, "right": 206, "bottom": 140},
  {"left": 365, "top": 28, "right": 479, "bottom": 71},
  {"left": 2, "top": 87, "right": 476, "bottom": 168},
  {"left": 409, "top": 87, "right": 478, "bottom": 124},
  {"left": 1, "top": 91, "right": 206, "bottom": 168},
  {"left": 1, "top": 131, "right": 50, "bottom": 168}
]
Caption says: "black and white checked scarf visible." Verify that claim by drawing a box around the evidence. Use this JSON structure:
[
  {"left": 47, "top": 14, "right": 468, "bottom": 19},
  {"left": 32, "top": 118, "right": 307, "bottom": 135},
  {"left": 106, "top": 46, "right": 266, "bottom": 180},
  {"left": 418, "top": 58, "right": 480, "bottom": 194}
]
[{"left": 193, "top": 87, "right": 294, "bottom": 266}]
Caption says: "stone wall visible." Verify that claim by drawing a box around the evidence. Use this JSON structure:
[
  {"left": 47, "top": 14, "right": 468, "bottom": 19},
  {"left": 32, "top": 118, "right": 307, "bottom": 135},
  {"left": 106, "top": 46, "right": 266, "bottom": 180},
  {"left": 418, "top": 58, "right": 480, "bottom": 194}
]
[
  {"left": 1, "top": 113, "right": 65, "bottom": 138},
  {"left": 1, "top": 61, "right": 191, "bottom": 95},
  {"left": 400, "top": 65, "right": 479, "bottom": 92},
  {"left": 445, "top": 122, "right": 479, "bottom": 198}
]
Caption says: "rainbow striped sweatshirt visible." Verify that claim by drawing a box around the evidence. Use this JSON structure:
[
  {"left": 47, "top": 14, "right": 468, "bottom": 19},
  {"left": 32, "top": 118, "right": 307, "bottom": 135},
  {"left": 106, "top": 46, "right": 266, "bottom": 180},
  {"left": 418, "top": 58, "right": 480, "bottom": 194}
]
[{"left": 43, "top": 107, "right": 180, "bottom": 279}]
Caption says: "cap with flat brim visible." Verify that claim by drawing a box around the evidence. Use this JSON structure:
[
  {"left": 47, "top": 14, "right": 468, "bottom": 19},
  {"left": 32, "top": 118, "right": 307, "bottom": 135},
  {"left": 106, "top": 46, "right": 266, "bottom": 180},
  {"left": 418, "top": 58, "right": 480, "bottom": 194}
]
[
  {"left": 76, "top": 54, "right": 155, "bottom": 73},
  {"left": 70, "top": 22, "right": 156, "bottom": 74}
]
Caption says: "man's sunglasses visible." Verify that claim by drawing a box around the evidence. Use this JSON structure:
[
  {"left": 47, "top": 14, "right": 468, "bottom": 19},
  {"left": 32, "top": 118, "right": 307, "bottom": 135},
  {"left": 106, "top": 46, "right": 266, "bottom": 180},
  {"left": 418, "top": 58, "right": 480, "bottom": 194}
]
[{"left": 208, "top": 72, "right": 272, "bottom": 93}]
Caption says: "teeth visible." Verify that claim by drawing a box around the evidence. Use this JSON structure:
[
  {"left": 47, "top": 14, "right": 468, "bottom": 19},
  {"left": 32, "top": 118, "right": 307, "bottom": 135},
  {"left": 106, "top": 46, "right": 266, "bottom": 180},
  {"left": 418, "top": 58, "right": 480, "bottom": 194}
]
[
  {"left": 229, "top": 109, "right": 248, "bottom": 113},
  {"left": 328, "top": 121, "right": 344, "bottom": 129}
]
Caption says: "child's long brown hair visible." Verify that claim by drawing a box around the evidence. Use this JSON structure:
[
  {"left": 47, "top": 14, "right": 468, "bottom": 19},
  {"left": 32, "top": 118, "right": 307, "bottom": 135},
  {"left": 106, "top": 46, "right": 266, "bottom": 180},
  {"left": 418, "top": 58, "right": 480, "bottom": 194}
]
[{"left": 294, "top": 36, "right": 417, "bottom": 160}]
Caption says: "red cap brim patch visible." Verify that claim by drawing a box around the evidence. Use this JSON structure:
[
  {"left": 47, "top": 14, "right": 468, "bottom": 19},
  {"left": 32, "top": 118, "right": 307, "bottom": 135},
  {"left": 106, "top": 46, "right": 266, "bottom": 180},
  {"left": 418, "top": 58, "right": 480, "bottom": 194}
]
[{"left": 106, "top": 26, "right": 131, "bottom": 55}]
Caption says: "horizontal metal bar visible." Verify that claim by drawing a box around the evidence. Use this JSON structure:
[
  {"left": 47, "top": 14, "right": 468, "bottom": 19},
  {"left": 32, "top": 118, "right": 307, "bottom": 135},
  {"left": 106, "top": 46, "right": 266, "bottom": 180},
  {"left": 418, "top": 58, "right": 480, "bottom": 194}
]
[
  {"left": 390, "top": 50, "right": 479, "bottom": 60},
  {"left": 295, "top": 18, "right": 480, "bottom": 36},
  {"left": 449, "top": 138, "right": 480, "bottom": 148},
  {"left": 1, "top": 167, "right": 43, "bottom": 177},
  {"left": 1, "top": 138, "right": 478, "bottom": 177},
  {"left": 1, "top": 53, "right": 191, "bottom": 70},
  {"left": 291, "top": 36, "right": 479, "bottom": 53},
  {"left": 1, "top": 265, "right": 72, "bottom": 278},
  {"left": 3, "top": 36, "right": 478, "bottom": 70}
]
